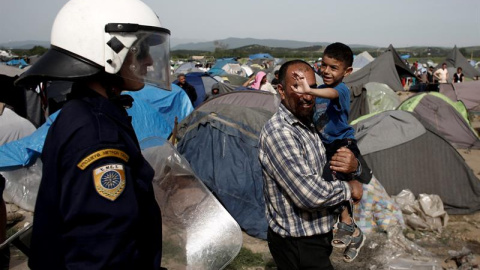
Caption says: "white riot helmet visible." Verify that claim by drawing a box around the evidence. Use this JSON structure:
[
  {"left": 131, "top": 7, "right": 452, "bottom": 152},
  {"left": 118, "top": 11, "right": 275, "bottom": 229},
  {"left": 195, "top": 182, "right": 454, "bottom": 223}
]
[{"left": 17, "top": 0, "right": 171, "bottom": 90}]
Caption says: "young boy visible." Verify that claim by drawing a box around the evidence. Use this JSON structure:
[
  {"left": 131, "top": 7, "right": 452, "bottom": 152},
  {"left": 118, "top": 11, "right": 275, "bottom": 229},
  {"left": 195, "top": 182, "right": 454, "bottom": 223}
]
[{"left": 291, "top": 42, "right": 371, "bottom": 262}]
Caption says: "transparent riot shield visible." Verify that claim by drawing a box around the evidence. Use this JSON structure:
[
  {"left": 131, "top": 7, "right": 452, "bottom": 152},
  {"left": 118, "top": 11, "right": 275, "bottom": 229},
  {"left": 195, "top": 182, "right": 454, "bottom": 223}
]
[{"left": 140, "top": 137, "right": 242, "bottom": 270}]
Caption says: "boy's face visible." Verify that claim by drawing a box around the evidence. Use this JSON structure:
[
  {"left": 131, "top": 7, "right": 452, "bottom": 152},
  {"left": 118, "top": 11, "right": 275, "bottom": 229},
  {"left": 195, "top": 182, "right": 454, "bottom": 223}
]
[{"left": 320, "top": 56, "right": 352, "bottom": 87}]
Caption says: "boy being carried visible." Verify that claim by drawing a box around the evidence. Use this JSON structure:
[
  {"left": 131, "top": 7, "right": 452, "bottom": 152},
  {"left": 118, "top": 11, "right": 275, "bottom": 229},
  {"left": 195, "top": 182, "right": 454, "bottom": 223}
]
[{"left": 291, "top": 42, "right": 371, "bottom": 262}]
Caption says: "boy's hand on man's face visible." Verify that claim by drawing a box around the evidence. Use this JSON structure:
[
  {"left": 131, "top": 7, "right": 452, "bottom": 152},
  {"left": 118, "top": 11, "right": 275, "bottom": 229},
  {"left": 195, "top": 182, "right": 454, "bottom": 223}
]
[{"left": 291, "top": 71, "right": 310, "bottom": 94}]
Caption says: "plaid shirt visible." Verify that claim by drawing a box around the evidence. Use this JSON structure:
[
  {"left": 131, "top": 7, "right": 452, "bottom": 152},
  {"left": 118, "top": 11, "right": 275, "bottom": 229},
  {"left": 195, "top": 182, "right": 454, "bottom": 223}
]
[{"left": 259, "top": 104, "right": 351, "bottom": 237}]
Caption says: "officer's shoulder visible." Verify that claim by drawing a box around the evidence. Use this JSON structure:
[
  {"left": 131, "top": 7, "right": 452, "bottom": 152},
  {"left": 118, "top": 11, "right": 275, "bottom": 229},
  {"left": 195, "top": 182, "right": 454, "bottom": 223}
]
[{"left": 57, "top": 100, "right": 96, "bottom": 126}]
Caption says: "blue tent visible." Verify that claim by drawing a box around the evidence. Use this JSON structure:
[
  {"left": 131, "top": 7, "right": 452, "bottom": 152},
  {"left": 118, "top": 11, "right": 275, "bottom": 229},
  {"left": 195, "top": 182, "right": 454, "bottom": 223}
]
[
  {"left": 207, "top": 59, "right": 239, "bottom": 76},
  {"left": 249, "top": 53, "right": 274, "bottom": 60},
  {"left": 173, "top": 72, "right": 219, "bottom": 108},
  {"left": 176, "top": 91, "right": 281, "bottom": 239},
  {"left": 0, "top": 84, "right": 193, "bottom": 168},
  {"left": 6, "top": 59, "right": 28, "bottom": 67},
  {"left": 401, "top": 54, "right": 411, "bottom": 60},
  {"left": 207, "top": 68, "right": 228, "bottom": 76},
  {"left": 210, "top": 59, "right": 238, "bottom": 70},
  {"left": 124, "top": 84, "right": 194, "bottom": 141}
]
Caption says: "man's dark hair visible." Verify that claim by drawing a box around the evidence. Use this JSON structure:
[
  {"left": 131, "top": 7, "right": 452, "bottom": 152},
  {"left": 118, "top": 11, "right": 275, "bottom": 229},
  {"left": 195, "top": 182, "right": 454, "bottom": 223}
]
[
  {"left": 177, "top": 73, "right": 186, "bottom": 78},
  {"left": 274, "top": 70, "right": 279, "bottom": 75},
  {"left": 278, "top": 60, "right": 314, "bottom": 88},
  {"left": 323, "top": 42, "right": 353, "bottom": 68}
]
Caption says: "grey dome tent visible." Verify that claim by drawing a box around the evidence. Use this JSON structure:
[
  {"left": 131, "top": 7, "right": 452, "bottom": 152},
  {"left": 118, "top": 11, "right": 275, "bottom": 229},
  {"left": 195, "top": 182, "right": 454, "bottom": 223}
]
[
  {"left": 175, "top": 91, "right": 281, "bottom": 239},
  {"left": 353, "top": 110, "right": 480, "bottom": 214},
  {"left": 364, "top": 82, "right": 401, "bottom": 114},
  {"left": 439, "top": 80, "right": 480, "bottom": 110},
  {"left": 352, "top": 51, "right": 374, "bottom": 72},
  {"left": 398, "top": 92, "right": 480, "bottom": 149},
  {"left": 344, "top": 45, "right": 416, "bottom": 122}
]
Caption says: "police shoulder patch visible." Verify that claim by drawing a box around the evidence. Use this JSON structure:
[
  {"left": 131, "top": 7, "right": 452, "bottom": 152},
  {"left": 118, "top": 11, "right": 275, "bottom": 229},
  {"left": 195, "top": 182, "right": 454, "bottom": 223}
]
[
  {"left": 93, "top": 164, "right": 126, "bottom": 201},
  {"left": 77, "top": 149, "right": 129, "bottom": 170}
]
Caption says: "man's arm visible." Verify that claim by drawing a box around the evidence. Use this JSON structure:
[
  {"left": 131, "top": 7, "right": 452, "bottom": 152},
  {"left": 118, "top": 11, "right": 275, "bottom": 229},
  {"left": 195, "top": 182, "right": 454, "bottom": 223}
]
[{"left": 330, "top": 147, "right": 363, "bottom": 202}]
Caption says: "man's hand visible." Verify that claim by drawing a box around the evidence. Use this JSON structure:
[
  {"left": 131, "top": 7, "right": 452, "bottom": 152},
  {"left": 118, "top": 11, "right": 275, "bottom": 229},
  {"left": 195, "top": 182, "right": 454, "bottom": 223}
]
[
  {"left": 330, "top": 147, "right": 358, "bottom": 174},
  {"left": 347, "top": 180, "right": 363, "bottom": 204}
]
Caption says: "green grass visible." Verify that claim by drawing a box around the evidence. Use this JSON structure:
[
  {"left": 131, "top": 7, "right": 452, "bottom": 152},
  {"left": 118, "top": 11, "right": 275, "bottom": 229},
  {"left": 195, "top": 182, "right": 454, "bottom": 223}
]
[{"left": 225, "top": 247, "right": 276, "bottom": 269}]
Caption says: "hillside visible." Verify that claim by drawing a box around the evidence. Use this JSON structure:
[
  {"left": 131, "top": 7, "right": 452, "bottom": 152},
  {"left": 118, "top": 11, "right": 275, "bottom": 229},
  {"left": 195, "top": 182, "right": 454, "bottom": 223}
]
[
  {"left": 2, "top": 39, "right": 479, "bottom": 62},
  {"left": 172, "top": 37, "right": 333, "bottom": 51}
]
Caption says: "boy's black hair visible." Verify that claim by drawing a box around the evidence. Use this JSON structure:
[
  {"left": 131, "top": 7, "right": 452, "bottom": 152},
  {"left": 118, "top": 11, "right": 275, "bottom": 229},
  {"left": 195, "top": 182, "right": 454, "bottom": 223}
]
[{"left": 323, "top": 42, "right": 353, "bottom": 68}]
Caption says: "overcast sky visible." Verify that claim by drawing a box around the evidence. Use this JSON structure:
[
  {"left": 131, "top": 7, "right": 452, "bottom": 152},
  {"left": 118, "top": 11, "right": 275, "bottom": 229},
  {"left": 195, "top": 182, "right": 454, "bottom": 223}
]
[{"left": 1, "top": 0, "right": 479, "bottom": 47}]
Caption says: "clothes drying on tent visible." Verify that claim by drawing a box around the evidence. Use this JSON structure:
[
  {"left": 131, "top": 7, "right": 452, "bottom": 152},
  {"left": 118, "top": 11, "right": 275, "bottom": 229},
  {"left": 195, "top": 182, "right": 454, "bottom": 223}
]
[
  {"left": 353, "top": 110, "right": 480, "bottom": 214},
  {"left": 398, "top": 92, "right": 480, "bottom": 149}
]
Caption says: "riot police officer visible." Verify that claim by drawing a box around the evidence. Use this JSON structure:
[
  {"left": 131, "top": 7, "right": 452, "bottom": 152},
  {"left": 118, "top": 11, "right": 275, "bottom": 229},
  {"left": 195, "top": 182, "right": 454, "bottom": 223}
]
[{"left": 15, "top": 0, "right": 171, "bottom": 268}]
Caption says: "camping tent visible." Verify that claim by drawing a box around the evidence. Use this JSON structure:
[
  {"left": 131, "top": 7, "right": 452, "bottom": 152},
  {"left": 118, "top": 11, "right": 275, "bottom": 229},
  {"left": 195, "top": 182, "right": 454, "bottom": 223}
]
[
  {"left": 208, "top": 59, "right": 246, "bottom": 77},
  {"left": 364, "top": 82, "right": 400, "bottom": 114},
  {"left": 344, "top": 44, "right": 416, "bottom": 121},
  {"left": 352, "top": 51, "right": 374, "bottom": 72},
  {"left": 438, "top": 80, "right": 480, "bottom": 110},
  {"left": 0, "top": 64, "right": 30, "bottom": 77},
  {"left": 220, "top": 74, "right": 249, "bottom": 86},
  {"left": 435, "top": 46, "right": 480, "bottom": 79},
  {"left": 6, "top": 59, "right": 28, "bottom": 67},
  {"left": 249, "top": 53, "right": 274, "bottom": 60},
  {"left": 124, "top": 84, "right": 194, "bottom": 140},
  {"left": 353, "top": 110, "right": 480, "bottom": 214},
  {"left": 398, "top": 92, "right": 480, "bottom": 149},
  {"left": 174, "top": 62, "right": 204, "bottom": 75},
  {"left": 173, "top": 72, "right": 219, "bottom": 107},
  {"left": 175, "top": 91, "right": 281, "bottom": 239}
]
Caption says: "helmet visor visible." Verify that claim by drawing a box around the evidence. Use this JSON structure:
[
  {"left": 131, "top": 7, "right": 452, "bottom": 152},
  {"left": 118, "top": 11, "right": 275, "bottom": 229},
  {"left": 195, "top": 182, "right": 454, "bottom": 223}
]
[{"left": 116, "top": 29, "right": 171, "bottom": 90}]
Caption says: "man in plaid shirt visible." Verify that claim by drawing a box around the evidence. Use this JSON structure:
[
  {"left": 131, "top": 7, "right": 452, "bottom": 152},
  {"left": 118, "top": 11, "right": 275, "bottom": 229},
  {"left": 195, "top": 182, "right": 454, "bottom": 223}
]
[{"left": 259, "top": 60, "right": 363, "bottom": 269}]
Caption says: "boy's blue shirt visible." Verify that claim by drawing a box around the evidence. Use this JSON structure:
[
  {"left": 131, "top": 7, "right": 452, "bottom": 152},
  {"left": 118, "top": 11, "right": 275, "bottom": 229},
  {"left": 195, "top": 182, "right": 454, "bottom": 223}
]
[{"left": 313, "top": 82, "right": 355, "bottom": 144}]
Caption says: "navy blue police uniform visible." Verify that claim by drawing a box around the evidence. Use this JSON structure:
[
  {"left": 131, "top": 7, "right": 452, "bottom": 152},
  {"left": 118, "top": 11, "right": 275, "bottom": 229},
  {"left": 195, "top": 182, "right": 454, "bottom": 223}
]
[{"left": 29, "top": 84, "right": 162, "bottom": 270}]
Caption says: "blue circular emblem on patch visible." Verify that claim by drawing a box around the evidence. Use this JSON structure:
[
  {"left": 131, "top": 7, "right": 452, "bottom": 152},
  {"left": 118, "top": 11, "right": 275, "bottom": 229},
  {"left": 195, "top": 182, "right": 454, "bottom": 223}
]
[{"left": 101, "top": 171, "right": 121, "bottom": 189}]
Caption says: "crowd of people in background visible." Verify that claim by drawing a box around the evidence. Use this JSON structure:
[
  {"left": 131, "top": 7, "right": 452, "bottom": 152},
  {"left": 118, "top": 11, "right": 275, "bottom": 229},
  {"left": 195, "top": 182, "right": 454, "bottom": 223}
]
[{"left": 401, "top": 60, "right": 472, "bottom": 92}]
